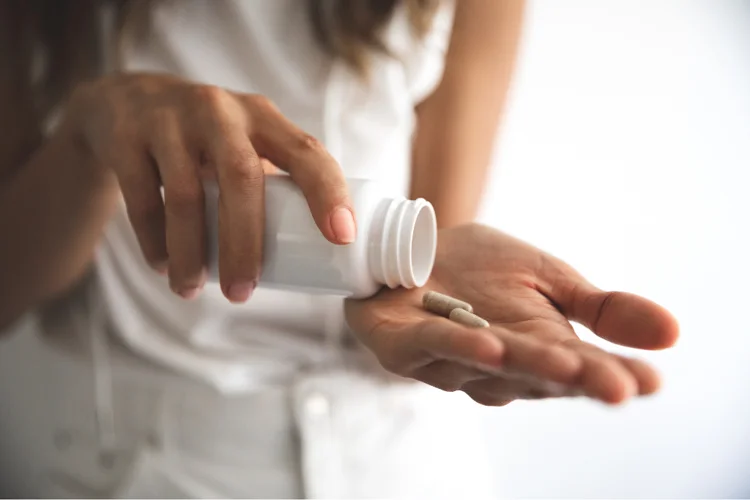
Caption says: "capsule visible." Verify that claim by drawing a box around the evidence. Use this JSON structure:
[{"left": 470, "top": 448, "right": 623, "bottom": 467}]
[
  {"left": 422, "top": 291, "right": 473, "bottom": 317},
  {"left": 448, "top": 308, "right": 490, "bottom": 328}
]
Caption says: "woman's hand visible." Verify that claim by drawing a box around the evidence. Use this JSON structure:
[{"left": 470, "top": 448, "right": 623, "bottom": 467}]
[
  {"left": 68, "top": 73, "right": 354, "bottom": 302},
  {"left": 345, "top": 224, "right": 679, "bottom": 406}
]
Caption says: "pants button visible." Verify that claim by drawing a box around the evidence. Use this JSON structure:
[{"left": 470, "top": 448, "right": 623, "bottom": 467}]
[{"left": 304, "top": 392, "right": 331, "bottom": 418}]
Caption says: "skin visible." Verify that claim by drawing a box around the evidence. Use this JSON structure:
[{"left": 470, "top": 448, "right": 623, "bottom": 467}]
[
  {"left": 346, "top": 225, "right": 680, "bottom": 406},
  {"left": 411, "top": 0, "right": 524, "bottom": 227},
  {"left": 0, "top": 75, "right": 355, "bottom": 328}
]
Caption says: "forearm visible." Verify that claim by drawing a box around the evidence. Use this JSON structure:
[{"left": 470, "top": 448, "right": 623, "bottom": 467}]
[
  {"left": 0, "top": 121, "right": 120, "bottom": 329},
  {"left": 410, "top": 88, "right": 501, "bottom": 228},
  {"left": 409, "top": 0, "right": 525, "bottom": 228}
]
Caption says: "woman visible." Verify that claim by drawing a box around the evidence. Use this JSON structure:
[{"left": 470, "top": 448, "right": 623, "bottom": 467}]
[{"left": 0, "top": 0, "right": 678, "bottom": 498}]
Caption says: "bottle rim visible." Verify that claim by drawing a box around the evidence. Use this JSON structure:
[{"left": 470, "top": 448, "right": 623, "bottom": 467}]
[
  {"left": 377, "top": 197, "right": 437, "bottom": 289},
  {"left": 406, "top": 201, "right": 437, "bottom": 287}
]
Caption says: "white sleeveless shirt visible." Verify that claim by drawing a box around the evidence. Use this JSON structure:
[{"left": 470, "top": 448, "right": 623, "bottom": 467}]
[{"left": 96, "top": 0, "right": 454, "bottom": 393}]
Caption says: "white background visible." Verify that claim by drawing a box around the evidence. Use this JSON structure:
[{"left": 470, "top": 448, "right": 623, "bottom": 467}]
[
  {"left": 478, "top": 0, "right": 750, "bottom": 497},
  {"left": 0, "top": 1, "right": 747, "bottom": 498}
]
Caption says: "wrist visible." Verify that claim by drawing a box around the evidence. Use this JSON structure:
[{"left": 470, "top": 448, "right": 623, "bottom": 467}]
[
  {"left": 46, "top": 124, "right": 117, "bottom": 196},
  {"left": 56, "top": 87, "right": 116, "bottom": 187}
]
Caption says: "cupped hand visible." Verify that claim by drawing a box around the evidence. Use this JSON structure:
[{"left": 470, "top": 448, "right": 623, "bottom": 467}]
[
  {"left": 69, "top": 73, "right": 355, "bottom": 302},
  {"left": 345, "top": 224, "right": 679, "bottom": 405}
]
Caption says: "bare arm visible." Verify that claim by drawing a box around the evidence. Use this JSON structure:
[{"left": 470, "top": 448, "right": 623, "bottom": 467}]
[
  {"left": 0, "top": 73, "right": 358, "bottom": 330},
  {"left": 0, "top": 112, "right": 121, "bottom": 330},
  {"left": 410, "top": 0, "right": 525, "bottom": 228}
]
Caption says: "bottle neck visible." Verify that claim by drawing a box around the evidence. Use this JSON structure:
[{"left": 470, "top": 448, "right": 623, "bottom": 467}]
[{"left": 369, "top": 197, "right": 437, "bottom": 289}]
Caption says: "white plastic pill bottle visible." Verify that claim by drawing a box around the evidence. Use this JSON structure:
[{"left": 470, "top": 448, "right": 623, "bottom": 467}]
[{"left": 204, "top": 176, "right": 437, "bottom": 298}]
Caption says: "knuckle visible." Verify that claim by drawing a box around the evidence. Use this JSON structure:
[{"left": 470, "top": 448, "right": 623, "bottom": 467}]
[
  {"left": 246, "top": 93, "right": 277, "bottom": 114},
  {"left": 298, "top": 133, "right": 323, "bottom": 152},
  {"left": 224, "top": 149, "right": 264, "bottom": 185},
  {"left": 165, "top": 184, "right": 203, "bottom": 216},
  {"left": 149, "top": 107, "right": 176, "bottom": 128},
  {"left": 148, "top": 108, "right": 178, "bottom": 139},
  {"left": 295, "top": 134, "right": 329, "bottom": 159},
  {"left": 194, "top": 85, "right": 231, "bottom": 112}
]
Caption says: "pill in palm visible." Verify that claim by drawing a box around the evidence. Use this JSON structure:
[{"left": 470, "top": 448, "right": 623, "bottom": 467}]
[
  {"left": 448, "top": 308, "right": 490, "bottom": 328},
  {"left": 422, "top": 291, "right": 474, "bottom": 317}
]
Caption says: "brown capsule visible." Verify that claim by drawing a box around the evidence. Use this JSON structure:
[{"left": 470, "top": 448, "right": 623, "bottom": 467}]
[
  {"left": 422, "top": 291, "right": 473, "bottom": 318},
  {"left": 448, "top": 308, "right": 490, "bottom": 328}
]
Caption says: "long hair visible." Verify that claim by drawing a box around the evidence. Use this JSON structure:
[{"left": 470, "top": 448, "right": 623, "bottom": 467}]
[{"left": 0, "top": 0, "right": 439, "bottom": 180}]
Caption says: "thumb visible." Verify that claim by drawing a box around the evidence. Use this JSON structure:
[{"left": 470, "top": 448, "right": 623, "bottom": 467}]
[{"left": 541, "top": 259, "right": 679, "bottom": 350}]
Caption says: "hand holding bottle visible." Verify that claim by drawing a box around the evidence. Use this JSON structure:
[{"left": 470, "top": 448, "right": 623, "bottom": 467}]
[{"left": 67, "top": 73, "right": 355, "bottom": 303}]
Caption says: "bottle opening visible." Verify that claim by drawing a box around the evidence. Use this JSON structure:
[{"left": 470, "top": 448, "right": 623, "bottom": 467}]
[
  {"left": 370, "top": 197, "right": 438, "bottom": 290},
  {"left": 409, "top": 203, "right": 437, "bottom": 287}
]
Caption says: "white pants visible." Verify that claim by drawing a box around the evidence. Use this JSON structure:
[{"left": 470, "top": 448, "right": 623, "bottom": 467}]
[{"left": 0, "top": 283, "right": 496, "bottom": 499}]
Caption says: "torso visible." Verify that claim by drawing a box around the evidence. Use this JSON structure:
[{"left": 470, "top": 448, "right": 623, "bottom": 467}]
[{"left": 0, "top": 4, "right": 501, "bottom": 497}]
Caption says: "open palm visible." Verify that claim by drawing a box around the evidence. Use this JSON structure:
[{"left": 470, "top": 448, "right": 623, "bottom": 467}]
[{"left": 345, "top": 224, "right": 679, "bottom": 406}]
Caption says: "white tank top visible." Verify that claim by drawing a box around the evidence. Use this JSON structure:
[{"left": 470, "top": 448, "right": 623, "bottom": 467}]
[{"left": 96, "top": 0, "right": 454, "bottom": 393}]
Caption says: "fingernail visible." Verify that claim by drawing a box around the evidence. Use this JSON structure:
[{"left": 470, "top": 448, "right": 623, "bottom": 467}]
[
  {"left": 330, "top": 206, "right": 356, "bottom": 244},
  {"left": 226, "top": 281, "right": 256, "bottom": 303},
  {"left": 178, "top": 287, "right": 200, "bottom": 300}
]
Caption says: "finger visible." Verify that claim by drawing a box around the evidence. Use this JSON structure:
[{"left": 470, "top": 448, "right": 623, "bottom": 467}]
[
  {"left": 411, "top": 360, "right": 490, "bottom": 393},
  {"left": 466, "top": 390, "right": 516, "bottom": 407},
  {"left": 615, "top": 355, "right": 662, "bottom": 395},
  {"left": 116, "top": 148, "right": 168, "bottom": 273},
  {"left": 464, "top": 377, "right": 570, "bottom": 405},
  {"left": 150, "top": 112, "right": 207, "bottom": 298},
  {"left": 492, "top": 328, "right": 583, "bottom": 384},
  {"left": 476, "top": 394, "right": 516, "bottom": 408},
  {"left": 414, "top": 320, "right": 506, "bottom": 370},
  {"left": 378, "top": 318, "right": 505, "bottom": 375},
  {"left": 463, "top": 379, "right": 522, "bottom": 405},
  {"left": 244, "top": 95, "right": 355, "bottom": 245},
  {"left": 563, "top": 339, "right": 638, "bottom": 404},
  {"left": 206, "top": 104, "right": 264, "bottom": 304},
  {"left": 538, "top": 257, "right": 679, "bottom": 350}
]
